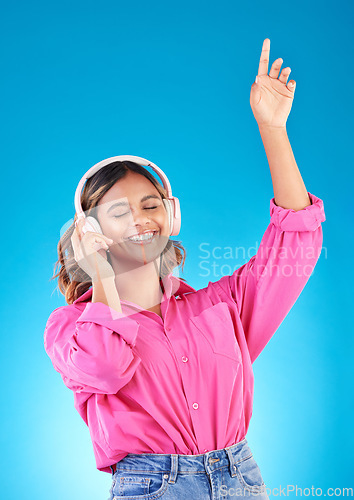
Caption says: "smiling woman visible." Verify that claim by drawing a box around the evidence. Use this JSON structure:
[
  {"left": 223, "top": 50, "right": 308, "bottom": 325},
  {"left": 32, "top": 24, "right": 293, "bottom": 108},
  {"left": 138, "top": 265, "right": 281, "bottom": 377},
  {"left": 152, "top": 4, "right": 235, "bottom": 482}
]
[
  {"left": 44, "top": 37, "right": 326, "bottom": 500},
  {"left": 50, "top": 160, "right": 187, "bottom": 306}
]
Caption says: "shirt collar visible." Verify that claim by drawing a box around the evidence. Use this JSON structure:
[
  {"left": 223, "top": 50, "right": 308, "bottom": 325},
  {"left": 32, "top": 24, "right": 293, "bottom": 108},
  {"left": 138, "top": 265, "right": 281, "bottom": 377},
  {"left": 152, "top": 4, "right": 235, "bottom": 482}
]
[{"left": 72, "top": 272, "right": 196, "bottom": 305}]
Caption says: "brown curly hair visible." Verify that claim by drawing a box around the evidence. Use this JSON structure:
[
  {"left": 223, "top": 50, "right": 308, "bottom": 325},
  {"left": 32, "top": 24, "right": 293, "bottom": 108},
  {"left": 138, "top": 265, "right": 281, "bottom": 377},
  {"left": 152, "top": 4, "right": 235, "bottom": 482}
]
[{"left": 50, "top": 160, "right": 187, "bottom": 305}]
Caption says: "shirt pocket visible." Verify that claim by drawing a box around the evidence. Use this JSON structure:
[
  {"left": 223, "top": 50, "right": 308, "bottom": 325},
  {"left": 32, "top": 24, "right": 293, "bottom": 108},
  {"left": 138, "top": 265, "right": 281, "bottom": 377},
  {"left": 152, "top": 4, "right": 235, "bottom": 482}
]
[{"left": 190, "top": 302, "right": 241, "bottom": 363}]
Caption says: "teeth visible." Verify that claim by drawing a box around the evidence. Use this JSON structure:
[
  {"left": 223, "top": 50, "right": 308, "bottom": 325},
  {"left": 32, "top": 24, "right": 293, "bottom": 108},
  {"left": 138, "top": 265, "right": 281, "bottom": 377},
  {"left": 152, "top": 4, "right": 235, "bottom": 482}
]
[{"left": 128, "top": 231, "right": 157, "bottom": 242}]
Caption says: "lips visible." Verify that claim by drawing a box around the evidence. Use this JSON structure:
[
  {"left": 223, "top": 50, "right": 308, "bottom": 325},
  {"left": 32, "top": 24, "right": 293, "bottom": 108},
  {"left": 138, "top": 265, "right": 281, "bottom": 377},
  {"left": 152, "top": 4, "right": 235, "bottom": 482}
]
[{"left": 125, "top": 230, "right": 159, "bottom": 243}]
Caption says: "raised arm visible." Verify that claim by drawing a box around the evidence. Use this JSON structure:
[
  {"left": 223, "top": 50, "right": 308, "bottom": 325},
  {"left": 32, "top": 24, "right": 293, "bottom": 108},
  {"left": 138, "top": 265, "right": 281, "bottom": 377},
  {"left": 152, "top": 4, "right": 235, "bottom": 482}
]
[
  {"left": 250, "top": 37, "right": 310, "bottom": 211},
  {"left": 209, "top": 39, "right": 326, "bottom": 363}
]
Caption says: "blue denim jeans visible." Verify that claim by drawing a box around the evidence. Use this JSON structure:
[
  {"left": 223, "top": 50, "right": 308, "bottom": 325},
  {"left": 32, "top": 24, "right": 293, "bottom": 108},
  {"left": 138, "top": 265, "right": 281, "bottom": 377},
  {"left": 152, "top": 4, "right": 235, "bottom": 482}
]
[{"left": 107, "top": 438, "right": 269, "bottom": 499}]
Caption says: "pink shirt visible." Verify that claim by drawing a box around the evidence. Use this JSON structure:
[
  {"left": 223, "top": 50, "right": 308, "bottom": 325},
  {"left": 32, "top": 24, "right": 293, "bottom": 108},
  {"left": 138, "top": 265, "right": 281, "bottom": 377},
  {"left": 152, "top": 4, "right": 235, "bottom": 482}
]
[{"left": 44, "top": 191, "right": 326, "bottom": 474}]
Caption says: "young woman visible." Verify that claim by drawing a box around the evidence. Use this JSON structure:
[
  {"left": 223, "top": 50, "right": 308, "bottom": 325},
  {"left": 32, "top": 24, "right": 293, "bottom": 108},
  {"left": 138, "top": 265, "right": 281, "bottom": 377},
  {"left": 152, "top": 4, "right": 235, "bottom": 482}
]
[{"left": 44, "top": 38, "right": 326, "bottom": 500}]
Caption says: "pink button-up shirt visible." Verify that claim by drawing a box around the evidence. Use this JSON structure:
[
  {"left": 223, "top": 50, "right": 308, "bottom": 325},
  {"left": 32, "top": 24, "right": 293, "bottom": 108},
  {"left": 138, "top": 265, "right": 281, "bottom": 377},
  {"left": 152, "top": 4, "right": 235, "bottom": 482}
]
[{"left": 44, "top": 191, "right": 326, "bottom": 474}]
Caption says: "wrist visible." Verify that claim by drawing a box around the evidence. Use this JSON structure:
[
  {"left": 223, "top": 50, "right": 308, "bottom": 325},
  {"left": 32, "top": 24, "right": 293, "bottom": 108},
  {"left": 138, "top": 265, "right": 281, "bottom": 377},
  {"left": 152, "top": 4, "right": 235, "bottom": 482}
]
[
  {"left": 92, "top": 277, "right": 122, "bottom": 314},
  {"left": 258, "top": 123, "right": 287, "bottom": 133}
]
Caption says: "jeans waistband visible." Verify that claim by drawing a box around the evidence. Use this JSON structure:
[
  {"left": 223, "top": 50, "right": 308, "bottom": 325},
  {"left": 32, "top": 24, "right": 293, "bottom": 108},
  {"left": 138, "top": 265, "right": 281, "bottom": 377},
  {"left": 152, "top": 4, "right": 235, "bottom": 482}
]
[{"left": 110, "top": 438, "right": 253, "bottom": 484}]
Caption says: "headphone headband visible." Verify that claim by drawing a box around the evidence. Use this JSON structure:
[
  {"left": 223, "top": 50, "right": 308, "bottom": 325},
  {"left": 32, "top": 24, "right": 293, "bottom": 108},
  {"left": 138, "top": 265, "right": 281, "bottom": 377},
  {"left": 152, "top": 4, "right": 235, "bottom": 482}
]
[{"left": 74, "top": 154, "right": 181, "bottom": 236}]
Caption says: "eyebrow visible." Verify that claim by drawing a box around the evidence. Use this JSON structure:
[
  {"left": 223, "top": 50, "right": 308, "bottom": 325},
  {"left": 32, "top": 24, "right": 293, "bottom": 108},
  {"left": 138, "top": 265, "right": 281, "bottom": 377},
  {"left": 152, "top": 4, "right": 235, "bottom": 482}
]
[{"left": 106, "top": 194, "right": 161, "bottom": 214}]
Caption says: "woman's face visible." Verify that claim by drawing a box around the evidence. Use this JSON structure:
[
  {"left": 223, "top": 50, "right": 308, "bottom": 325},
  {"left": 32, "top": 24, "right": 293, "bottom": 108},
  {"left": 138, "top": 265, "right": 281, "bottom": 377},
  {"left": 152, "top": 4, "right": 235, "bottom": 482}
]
[{"left": 96, "top": 170, "right": 171, "bottom": 265}]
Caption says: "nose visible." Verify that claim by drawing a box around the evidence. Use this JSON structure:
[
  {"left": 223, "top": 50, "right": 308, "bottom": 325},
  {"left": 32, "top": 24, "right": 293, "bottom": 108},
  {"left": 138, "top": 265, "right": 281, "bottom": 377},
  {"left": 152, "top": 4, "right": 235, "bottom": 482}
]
[{"left": 130, "top": 207, "right": 152, "bottom": 227}]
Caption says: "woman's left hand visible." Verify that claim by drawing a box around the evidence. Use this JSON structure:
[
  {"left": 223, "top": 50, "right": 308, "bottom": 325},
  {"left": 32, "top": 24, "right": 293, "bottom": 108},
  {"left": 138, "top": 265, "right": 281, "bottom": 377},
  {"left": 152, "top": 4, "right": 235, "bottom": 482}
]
[{"left": 250, "top": 38, "right": 296, "bottom": 129}]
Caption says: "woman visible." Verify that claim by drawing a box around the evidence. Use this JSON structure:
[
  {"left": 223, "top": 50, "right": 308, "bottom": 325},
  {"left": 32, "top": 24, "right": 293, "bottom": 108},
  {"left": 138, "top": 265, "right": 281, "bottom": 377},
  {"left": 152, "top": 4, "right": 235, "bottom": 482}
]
[{"left": 44, "top": 38, "right": 326, "bottom": 500}]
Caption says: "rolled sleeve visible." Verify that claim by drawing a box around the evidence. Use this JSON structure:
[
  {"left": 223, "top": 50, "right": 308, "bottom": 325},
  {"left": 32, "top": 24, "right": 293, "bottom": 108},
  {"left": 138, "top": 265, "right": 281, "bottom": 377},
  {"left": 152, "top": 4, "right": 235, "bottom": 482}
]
[
  {"left": 44, "top": 302, "right": 142, "bottom": 395},
  {"left": 77, "top": 301, "right": 139, "bottom": 347},
  {"left": 270, "top": 191, "right": 325, "bottom": 231},
  {"left": 213, "top": 191, "right": 326, "bottom": 364}
]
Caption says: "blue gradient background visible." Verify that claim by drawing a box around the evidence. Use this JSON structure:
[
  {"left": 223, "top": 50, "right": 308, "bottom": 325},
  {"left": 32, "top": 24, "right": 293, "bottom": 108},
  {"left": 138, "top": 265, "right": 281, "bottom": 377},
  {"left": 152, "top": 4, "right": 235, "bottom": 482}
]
[{"left": 1, "top": 1, "right": 353, "bottom": 499}]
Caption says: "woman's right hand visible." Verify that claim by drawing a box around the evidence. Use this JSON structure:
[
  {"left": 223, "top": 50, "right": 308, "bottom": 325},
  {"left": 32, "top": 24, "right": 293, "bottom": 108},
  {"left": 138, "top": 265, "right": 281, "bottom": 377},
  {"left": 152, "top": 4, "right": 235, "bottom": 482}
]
[{"left": 71, "top": 218, "right": 116, "bottom": 282}]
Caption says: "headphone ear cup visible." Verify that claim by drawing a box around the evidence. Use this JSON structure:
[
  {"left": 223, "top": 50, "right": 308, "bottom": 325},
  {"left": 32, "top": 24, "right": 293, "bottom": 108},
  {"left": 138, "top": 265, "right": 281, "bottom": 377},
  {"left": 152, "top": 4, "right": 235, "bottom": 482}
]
[
  {"left": 163, "top": 199, "right": 173, "bottom": 235},
  {"left": 83, "top": 216, "right": 103, "bottom": 235}
]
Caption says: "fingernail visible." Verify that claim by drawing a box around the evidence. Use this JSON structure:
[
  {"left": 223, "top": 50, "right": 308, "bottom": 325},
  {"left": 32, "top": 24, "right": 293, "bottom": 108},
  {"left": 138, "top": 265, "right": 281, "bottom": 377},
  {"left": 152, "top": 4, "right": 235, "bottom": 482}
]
[{"left": 255, "top": 76, "right": 259, "bottom": 84}]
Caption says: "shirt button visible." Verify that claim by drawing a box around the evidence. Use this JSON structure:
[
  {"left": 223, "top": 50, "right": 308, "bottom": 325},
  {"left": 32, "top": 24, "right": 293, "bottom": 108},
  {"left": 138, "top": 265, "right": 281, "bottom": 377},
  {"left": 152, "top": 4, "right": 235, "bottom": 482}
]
[
  {"left": 204, "top": 449, "right": 208, "bottom": 452},
  {"left": 165, "top": 326, "right": 171, "bottom": 331},
  {"left": 182, "top": 356, "right": 188, "bottom": 362},
  {"left": 192, "top": 402, "right": 199, "bottom": 409}
]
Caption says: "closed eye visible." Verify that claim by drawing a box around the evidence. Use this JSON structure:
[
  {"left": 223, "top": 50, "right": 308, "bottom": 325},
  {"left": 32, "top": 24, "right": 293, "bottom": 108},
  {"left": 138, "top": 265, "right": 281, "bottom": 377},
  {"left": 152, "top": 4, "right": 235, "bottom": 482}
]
[{"left": 113, "top": 206, "right": 159, "bottom": 218}]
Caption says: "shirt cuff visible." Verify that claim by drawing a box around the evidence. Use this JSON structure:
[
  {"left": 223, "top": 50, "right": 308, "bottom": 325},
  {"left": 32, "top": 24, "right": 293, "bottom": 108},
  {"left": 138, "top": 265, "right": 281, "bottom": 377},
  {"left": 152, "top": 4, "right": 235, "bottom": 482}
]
[
  {"left": 270, "top": 191, "right": 326, "bottom": 231},
  {"left": 76, "top": 301, "right": 140, "bottom": 347}
]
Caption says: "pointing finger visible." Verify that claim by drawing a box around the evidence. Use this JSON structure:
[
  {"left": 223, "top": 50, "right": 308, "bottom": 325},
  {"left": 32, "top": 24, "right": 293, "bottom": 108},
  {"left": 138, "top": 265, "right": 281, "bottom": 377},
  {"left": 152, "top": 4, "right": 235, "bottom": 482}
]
[{"left": 258, "top": 38, "right": 270, "bottom": 76}]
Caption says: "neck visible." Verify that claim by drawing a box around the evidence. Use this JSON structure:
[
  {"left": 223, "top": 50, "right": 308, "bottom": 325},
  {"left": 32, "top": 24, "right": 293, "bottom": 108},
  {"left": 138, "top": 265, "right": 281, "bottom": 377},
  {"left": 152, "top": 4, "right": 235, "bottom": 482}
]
[{"left": 111, "top": 257, "right": 164, "bottom": 311}]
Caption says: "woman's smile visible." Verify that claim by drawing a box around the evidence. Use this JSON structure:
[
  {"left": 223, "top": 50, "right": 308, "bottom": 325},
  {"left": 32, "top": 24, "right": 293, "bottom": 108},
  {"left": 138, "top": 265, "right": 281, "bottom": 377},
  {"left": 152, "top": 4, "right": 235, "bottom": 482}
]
[{"left": 125, "top": 230, "right": 160, "bottom": 244}]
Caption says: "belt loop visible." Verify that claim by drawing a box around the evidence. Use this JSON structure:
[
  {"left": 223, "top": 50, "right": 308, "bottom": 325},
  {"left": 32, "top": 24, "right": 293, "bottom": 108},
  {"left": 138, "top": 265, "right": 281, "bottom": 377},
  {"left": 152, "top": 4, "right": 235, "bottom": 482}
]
[
  {"left": 110, "top": 464, "right": 116, "bottom": 477},
  {"left": 168, "top": 454, "right": 178, "bottom": 484},
  {"left": 225, "top": 447, "right": 237, "bottom": 478}
]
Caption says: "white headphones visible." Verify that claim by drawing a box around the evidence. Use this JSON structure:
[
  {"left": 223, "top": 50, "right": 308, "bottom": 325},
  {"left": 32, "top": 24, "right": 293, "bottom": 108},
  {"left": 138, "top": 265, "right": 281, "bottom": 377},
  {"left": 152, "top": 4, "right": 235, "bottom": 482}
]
[{"left": 74, "top": 155, "right": 181, "bottom": 236}]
